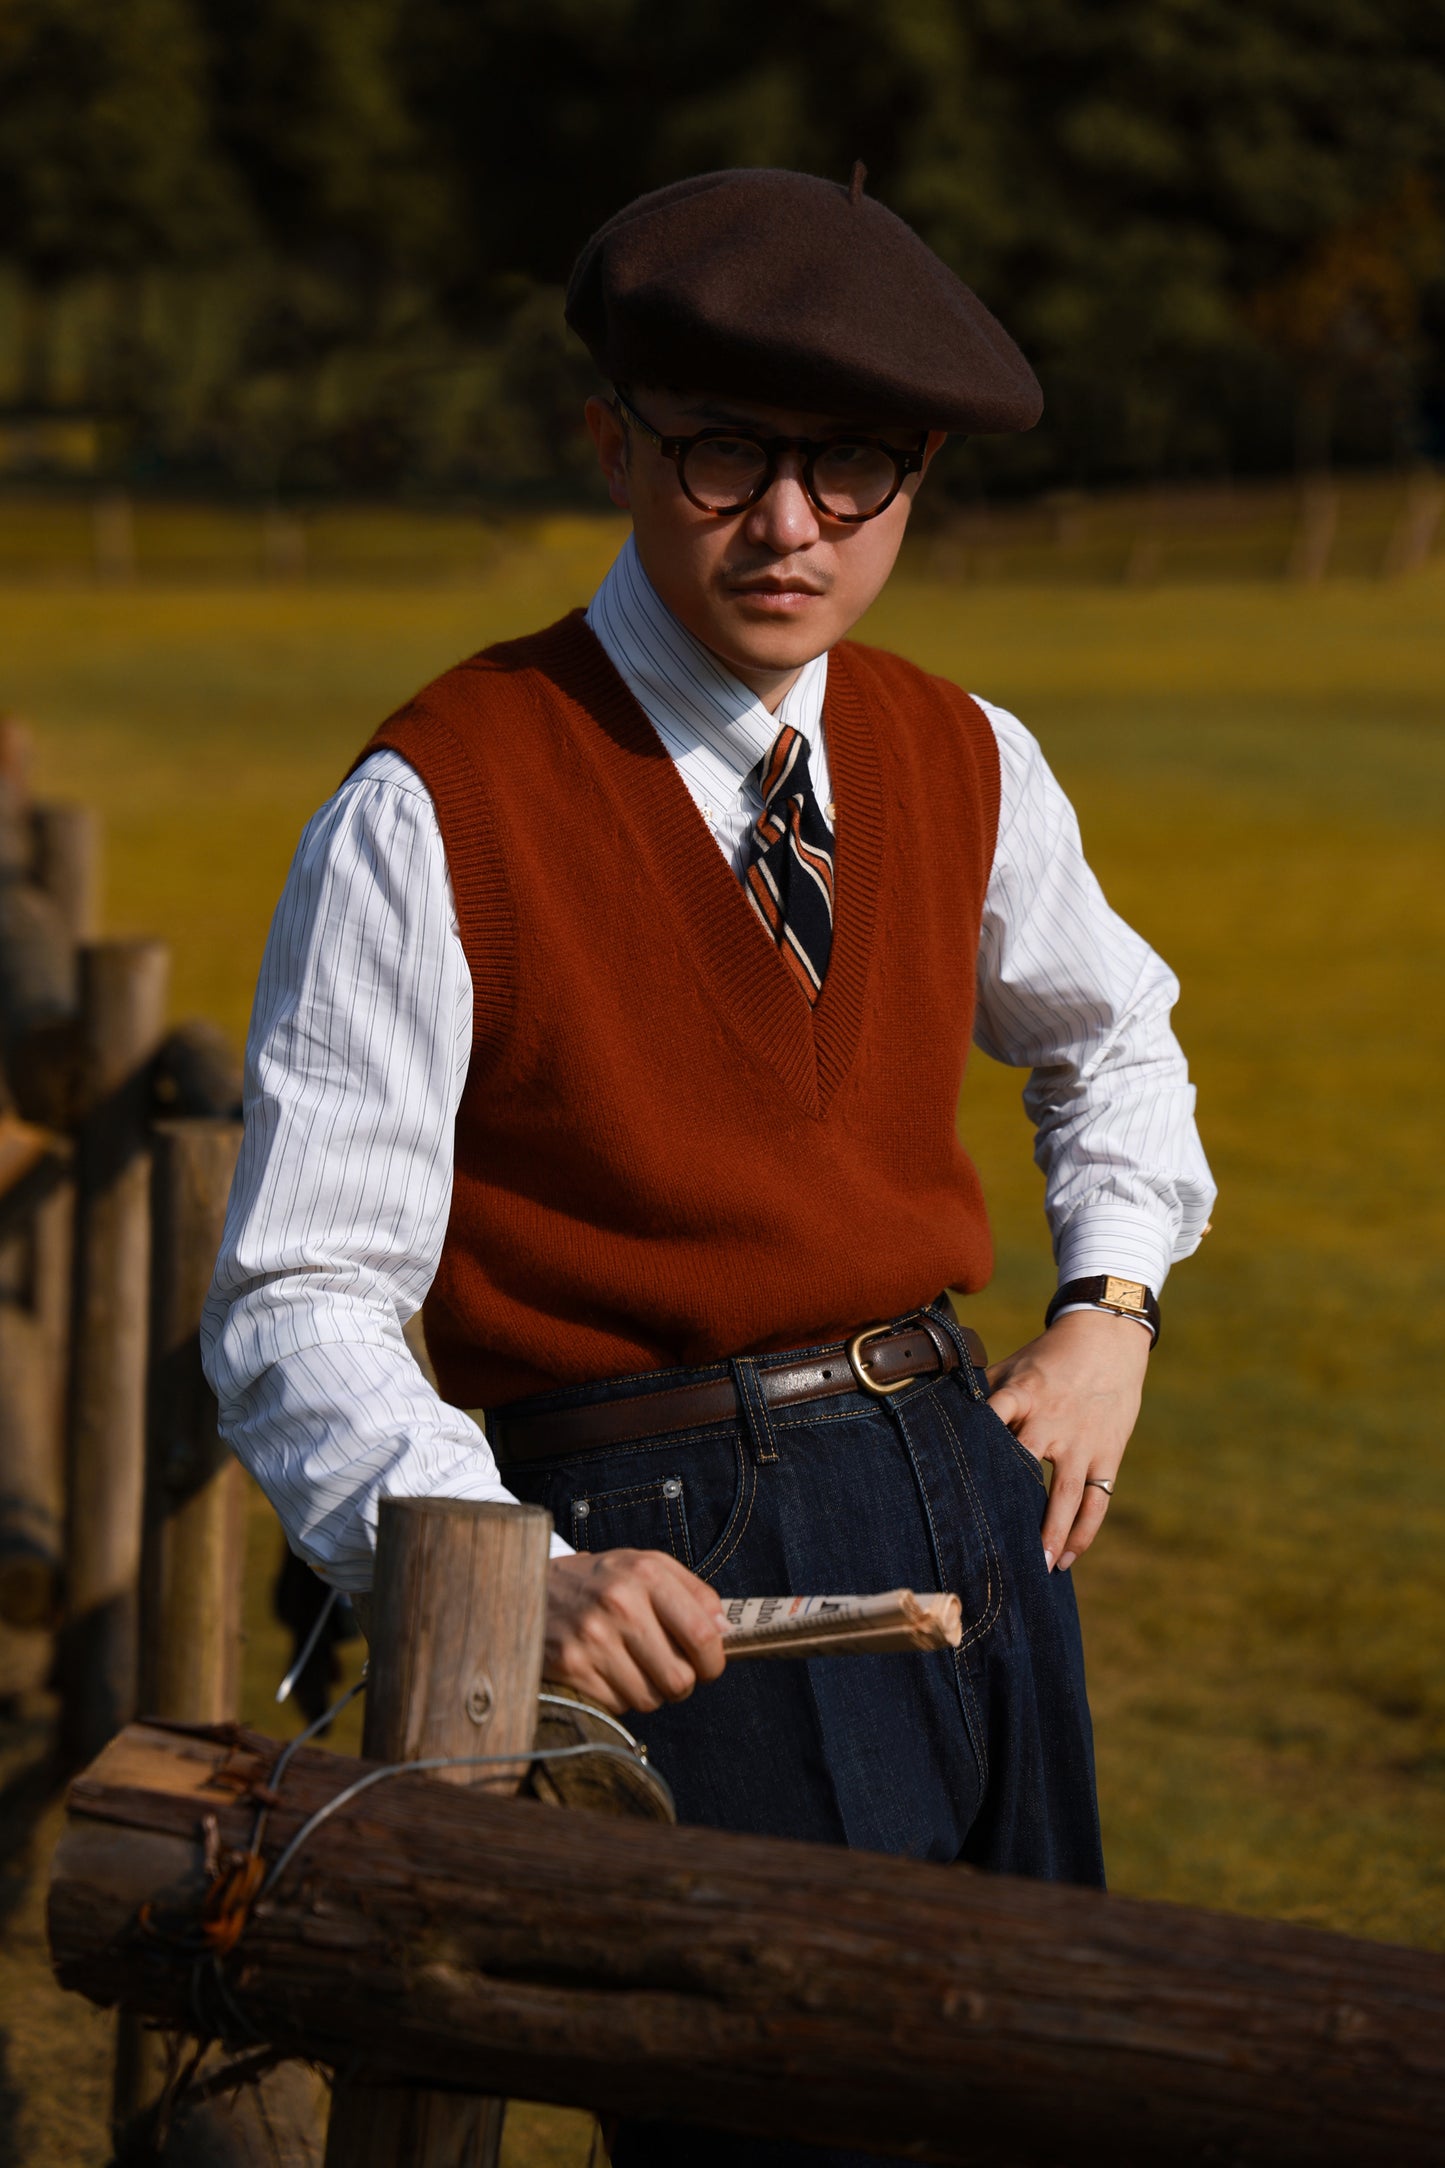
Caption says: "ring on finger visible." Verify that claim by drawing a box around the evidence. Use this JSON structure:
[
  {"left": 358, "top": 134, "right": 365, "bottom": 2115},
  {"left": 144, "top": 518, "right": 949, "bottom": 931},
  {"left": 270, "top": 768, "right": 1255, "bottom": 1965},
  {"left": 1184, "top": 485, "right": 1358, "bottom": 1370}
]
[{"left": 1084, "top": 1477, "right": 1115, "bottom": 1495}]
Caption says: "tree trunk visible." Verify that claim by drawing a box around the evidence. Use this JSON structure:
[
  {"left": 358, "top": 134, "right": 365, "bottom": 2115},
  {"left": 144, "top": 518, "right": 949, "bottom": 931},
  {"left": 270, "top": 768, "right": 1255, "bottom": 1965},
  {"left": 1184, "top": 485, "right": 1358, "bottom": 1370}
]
[{"left": 50, "top": 1719, "right": 1445, "bottom": 2168}]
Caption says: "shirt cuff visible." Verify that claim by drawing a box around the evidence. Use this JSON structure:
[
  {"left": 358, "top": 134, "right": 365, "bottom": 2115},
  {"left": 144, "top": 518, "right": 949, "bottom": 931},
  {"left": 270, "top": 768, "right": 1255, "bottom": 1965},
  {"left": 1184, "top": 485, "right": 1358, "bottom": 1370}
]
[
  {"left": 319, "top": 1522, "right": 574, "bottom": 1594},
  {"left": 1054, "top": 1205, "right": 1177, "bottom": 1295}
]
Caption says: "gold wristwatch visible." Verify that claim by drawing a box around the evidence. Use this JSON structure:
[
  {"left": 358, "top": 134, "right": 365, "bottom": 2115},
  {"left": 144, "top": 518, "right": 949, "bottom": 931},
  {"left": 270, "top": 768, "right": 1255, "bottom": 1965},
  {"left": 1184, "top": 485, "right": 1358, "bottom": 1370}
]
[{"left": 1044, "top": 1275, "right": 1160, "bottom": 1345}]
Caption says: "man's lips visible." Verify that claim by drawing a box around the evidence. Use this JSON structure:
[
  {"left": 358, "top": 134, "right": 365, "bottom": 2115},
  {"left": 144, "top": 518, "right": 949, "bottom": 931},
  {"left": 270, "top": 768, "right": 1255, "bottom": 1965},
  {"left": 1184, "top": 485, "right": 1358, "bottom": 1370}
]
[{"left": 728, "top": 579, "right": 828, "bottom": 598}]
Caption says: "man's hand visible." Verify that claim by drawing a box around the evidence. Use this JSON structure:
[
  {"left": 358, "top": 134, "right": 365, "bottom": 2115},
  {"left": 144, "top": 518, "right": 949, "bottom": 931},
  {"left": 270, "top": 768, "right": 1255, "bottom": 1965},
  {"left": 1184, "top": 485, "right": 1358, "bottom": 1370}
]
[
  {"left": 545, "top": 1549, "right": 729, "bottom": 1716},
  {"left": 985, "top": 1307, "right": 1151, "bottom": 1573}
]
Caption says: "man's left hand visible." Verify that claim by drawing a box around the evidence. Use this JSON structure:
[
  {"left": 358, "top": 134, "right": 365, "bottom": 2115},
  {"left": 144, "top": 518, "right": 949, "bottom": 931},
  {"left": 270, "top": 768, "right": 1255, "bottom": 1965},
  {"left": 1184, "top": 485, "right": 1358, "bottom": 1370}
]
[{"left": 985, "top": 1307, "right": 1151, "bottom": 1573}]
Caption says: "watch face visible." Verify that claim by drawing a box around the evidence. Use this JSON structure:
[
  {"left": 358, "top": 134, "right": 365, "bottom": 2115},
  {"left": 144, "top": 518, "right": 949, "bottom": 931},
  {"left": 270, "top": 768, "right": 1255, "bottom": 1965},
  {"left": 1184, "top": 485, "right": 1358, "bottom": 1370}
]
[{"left": 1101, "top": 1276, "right": 1149, "bottom": 1315}]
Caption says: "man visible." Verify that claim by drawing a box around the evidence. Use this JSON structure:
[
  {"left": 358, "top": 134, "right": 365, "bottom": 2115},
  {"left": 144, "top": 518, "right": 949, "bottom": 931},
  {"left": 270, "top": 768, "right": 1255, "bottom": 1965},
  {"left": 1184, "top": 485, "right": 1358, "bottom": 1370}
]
[{"left": 203, "top": 167, "right": 1214, "bottom": 2165}]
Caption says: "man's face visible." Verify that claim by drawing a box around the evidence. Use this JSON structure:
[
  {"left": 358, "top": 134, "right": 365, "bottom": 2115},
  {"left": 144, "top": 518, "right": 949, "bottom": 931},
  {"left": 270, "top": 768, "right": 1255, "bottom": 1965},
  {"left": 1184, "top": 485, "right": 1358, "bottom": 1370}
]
[{"left": 586, "top": 387, "right": 945, "bottom": 700}]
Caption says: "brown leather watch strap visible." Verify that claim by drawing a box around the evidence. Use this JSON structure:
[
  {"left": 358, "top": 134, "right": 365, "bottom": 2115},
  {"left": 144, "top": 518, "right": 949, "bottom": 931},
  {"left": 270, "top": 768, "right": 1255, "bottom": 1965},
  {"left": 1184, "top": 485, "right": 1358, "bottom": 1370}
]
[{"left": 487, "top": 1316, "right": 988, "bottom": 1466}]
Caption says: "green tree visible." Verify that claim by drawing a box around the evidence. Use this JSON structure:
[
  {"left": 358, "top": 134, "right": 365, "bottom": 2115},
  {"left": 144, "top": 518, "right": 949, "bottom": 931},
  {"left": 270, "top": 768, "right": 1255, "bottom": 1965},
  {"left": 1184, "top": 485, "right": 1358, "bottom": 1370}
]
[
  {"left": 0, "top": 0, "right": 244, "bottom": 275},
  {"left": 3, "top": 0, "right": 1445, "bottom": 490},
  {"left": 0, "top": 0, "right": 246, "bottom": 400},
  {"left": 196, "top": 0, "right": 451, "bottom": 282}
]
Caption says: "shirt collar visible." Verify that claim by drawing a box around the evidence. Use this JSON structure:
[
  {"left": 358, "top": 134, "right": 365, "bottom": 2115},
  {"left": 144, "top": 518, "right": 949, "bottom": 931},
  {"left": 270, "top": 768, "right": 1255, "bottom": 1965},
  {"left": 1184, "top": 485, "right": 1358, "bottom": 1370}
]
[{"left": 586, "top": 534, "right": 828, "bottom": 787}]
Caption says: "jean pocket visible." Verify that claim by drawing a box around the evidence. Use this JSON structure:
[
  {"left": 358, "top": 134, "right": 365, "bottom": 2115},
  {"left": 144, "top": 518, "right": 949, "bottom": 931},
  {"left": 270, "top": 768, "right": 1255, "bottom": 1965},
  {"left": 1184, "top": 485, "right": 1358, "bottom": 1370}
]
[
  {"left": 970, "top": 1396, "right": 1049, "bottom": 1495},
  {"left": 571, "top": 1474, "right": 693, "bottom": 1564},
  {"left": 686, "top": 1429, "right": 754, "bottom": 1584}
]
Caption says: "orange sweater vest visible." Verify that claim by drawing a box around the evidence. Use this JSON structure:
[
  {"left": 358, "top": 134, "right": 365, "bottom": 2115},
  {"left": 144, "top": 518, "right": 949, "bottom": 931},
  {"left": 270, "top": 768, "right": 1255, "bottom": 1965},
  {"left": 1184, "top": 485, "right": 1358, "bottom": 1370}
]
[{"left": 365, "top": 612, "right": 1000, "bottom": 1408}]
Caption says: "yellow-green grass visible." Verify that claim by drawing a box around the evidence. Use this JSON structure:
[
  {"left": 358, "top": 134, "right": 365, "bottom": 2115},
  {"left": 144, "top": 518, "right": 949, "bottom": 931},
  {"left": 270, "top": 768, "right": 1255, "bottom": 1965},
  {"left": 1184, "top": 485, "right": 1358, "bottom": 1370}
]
[{"left": 1, "top": 527, "right": 1442, "bottom": 2161}]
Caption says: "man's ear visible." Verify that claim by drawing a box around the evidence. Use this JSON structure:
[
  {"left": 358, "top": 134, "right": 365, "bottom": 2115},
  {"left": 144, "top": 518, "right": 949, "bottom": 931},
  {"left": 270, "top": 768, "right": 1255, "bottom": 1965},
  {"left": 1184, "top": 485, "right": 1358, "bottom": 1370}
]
[{"left": 585, "top": 395, "right": 631, "bottom": 511}]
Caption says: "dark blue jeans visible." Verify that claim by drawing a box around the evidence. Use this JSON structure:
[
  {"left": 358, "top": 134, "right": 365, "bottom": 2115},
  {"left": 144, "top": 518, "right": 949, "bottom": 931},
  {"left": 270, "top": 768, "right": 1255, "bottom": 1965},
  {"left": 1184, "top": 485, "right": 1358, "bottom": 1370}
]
[{"left": 500, "top": 1301, "right": 1103, "bottom": 2166}]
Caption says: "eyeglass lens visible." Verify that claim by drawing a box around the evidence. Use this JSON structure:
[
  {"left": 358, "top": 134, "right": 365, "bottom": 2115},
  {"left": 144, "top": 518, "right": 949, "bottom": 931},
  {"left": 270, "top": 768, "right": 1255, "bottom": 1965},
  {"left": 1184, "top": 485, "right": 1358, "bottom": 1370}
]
[{"left": 681, "top": 435, "right": 903, "bottom": 518}]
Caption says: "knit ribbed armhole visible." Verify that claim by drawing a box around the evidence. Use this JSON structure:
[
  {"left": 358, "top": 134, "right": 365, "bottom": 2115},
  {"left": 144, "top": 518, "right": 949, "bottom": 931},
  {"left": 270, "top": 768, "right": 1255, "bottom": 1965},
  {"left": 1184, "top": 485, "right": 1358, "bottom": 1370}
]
[
  {"left": 834, "top": 636, "right": 1003, "bottom": 869},
  {"left": 355, "top": 708, "right": 518, "bottom": 1064}
]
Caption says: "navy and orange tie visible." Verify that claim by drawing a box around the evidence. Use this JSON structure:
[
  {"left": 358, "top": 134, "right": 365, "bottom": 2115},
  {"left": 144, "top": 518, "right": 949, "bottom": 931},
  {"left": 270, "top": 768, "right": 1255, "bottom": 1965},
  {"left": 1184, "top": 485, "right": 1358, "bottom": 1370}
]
[{"left": 743, "top": 725, "right": 835, "bottom": 1004}]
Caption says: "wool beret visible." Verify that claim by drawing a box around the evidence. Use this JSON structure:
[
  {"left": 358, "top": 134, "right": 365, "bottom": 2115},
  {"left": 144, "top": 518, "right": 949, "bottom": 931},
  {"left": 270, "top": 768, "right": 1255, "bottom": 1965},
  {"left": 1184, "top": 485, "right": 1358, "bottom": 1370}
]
[{"left": 565, "top": 166, "right": 1042, "bottom": 435}]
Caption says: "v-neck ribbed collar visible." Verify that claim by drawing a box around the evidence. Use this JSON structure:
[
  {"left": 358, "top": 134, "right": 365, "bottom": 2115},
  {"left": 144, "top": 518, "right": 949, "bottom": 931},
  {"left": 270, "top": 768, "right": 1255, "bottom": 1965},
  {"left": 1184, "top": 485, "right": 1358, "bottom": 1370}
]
[{"left": 545, "top": 613, "right": 881, "bottom": 1120}]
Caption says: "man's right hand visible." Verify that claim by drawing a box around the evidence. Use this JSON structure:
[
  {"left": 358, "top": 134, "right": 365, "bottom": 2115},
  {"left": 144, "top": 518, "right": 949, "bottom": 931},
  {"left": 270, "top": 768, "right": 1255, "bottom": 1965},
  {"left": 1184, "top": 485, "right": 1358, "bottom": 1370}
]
[{"left": 544, "top": 1549, "right": 728, "bottom": 1716}]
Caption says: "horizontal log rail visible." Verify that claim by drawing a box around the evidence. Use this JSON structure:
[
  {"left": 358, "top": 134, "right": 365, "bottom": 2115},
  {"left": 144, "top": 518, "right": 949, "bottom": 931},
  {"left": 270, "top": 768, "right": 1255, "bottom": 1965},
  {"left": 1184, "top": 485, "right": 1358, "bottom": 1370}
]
[{"left": 49, "top": 1718, "right": 1445, "bottom": 2167}]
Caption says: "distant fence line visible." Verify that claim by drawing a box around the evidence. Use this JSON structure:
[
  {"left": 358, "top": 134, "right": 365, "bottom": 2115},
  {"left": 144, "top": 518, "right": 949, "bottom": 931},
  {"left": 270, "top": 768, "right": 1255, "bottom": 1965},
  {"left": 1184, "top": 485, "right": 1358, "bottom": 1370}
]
[
  {"left": 925, "top": 470, "right": 1443, "bottom": 587},
  {"left": 0, "top": 471, "right": 1441, "bottom": 588}
]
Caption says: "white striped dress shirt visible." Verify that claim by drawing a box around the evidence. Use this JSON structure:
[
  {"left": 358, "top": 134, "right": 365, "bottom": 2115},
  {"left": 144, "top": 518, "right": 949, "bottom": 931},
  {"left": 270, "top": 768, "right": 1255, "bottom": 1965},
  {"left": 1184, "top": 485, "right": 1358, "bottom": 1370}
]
[{"left": 202, "top": 537, "right": 1216, "bottom": 1590}]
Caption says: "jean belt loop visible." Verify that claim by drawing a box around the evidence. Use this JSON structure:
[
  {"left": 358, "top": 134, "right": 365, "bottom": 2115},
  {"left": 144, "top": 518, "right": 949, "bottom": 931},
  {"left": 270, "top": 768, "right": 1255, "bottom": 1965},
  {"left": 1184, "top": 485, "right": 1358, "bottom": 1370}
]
[
  {"left": 729, "top": 1356, "right": 781, "bottom": 1466},
  {"left": 926, "top": 1298, "right": 988, "bottom": 1404}
]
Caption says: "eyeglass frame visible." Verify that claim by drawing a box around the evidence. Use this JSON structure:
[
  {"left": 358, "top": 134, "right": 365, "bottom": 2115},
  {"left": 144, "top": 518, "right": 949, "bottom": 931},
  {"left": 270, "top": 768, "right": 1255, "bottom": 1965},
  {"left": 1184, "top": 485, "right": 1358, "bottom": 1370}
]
[{"left": 611, "top": 389, "right": 931, "bottom": 524}]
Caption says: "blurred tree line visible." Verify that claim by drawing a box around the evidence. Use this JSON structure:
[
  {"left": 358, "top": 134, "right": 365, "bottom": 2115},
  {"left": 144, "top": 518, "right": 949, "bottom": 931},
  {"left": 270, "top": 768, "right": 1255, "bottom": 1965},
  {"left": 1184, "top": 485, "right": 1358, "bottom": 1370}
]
[{"left": 1, "top": 0, "right": 1443, "bottom": 499}]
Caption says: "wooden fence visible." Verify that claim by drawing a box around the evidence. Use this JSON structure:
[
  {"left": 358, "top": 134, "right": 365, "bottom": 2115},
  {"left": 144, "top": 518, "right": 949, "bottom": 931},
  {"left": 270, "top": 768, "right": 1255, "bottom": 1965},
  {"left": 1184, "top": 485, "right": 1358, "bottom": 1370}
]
[
  {"left": 4, "top": 713, "right": 1445, "bottom": 2164},
  {"left": 0, "top": 717, "right": 266, "bottom": 2149},
  {"left": 0, "top": 717, "right": 244, "bottom": 1753},
  {"left": 48, "top": 1500, "right": 1445, "bottom": 2168}
]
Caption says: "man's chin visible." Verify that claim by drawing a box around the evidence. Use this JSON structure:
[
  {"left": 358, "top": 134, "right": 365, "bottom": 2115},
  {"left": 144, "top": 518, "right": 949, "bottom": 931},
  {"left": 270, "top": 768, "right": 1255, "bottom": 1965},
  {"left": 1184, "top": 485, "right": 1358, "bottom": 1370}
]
[{"left": 709, "top": 598, "right": 841, "bottom": 674}]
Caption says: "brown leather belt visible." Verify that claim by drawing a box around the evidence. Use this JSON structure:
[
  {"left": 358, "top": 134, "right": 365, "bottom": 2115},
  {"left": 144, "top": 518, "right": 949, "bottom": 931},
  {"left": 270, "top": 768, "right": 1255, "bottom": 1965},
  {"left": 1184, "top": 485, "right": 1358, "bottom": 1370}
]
[{"left": 486, "top": 1315, "right": 989, "bottom": 1467}]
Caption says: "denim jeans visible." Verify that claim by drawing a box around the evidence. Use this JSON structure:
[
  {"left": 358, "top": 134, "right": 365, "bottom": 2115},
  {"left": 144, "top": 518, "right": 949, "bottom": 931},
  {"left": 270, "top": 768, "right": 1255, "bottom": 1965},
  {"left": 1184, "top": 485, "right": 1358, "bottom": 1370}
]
[{"left": 499, "top": 1300, "right": 1103, "bottom": 2167}]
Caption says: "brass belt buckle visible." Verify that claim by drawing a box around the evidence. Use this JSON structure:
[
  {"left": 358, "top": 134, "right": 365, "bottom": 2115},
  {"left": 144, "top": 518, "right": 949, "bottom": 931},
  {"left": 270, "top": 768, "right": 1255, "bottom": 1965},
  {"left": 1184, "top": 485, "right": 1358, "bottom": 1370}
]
[{"left": 846, "top": 1323, "right": 912, "bottom": 1398}]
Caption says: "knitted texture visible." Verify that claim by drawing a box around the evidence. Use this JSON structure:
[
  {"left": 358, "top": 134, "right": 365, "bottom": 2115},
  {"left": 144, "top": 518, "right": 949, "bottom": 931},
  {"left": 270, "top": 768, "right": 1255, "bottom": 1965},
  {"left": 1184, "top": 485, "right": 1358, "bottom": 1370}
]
[{"left": 364, "top": 613, "right": 1001, "bottom": 1407}]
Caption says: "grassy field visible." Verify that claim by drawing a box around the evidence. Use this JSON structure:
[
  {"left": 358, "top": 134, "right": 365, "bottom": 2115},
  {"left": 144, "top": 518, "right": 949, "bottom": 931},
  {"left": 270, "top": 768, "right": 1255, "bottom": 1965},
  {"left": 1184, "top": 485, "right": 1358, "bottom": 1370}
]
[{"left": 1, "top": 518, "right": 1442, "bottom": 2161}]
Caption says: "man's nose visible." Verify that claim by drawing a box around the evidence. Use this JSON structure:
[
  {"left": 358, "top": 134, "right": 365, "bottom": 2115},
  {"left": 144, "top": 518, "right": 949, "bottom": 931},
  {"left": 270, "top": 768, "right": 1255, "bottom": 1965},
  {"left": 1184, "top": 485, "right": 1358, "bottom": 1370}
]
[{"left": 741, "top": 451, "right": 821, "bottom": 553}]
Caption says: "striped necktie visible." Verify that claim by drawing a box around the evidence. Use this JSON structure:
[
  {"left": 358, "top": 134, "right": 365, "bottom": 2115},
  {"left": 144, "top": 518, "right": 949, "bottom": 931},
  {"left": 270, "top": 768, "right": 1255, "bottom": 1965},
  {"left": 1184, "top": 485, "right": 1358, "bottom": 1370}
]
[{"left": 743, "top": 725, "right": 835, "bottom": 1004}]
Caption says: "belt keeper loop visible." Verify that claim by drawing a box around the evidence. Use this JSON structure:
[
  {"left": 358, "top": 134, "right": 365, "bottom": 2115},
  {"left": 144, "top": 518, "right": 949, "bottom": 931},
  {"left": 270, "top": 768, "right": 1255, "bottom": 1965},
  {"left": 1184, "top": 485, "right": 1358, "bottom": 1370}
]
[
  {"left": 925, "top": 1303, "right": 987, "bottom": 1403},
  {"left": 730, "top": 1357, "right": 780, "bottom": 1465}
]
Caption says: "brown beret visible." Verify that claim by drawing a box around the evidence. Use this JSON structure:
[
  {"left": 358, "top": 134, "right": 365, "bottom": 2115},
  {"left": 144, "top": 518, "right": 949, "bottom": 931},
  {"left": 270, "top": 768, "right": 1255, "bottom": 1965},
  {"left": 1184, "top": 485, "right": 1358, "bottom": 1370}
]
[{"left": 566, "top": 166, "right": 1042, "bottom": 435}]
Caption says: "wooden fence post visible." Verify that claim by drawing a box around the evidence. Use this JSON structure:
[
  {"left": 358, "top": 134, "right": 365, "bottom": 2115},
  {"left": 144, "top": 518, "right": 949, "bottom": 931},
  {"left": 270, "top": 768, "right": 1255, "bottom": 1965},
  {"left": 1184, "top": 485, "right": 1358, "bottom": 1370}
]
[
  {"left": 136, "top": 1118, "right": 246, "bottom": 1724},
  {"left": 1381, "top": 470, "right": 1444, "bottom": 578},
  {"left": 0, "top": 727, "right": 80, "bottom": 1694},
  {"left": 1286, "top": 479, "right": 1338, "bottom": 582},
  {"left": 30, "top": 801, "right": 102, "bottom": 946},
  {"left": 323, "top": 1498, "right": 552, "bottom": 2168},
  {"left": 262, "top": 505, "right": 309, "bottom": 582},
  {"left": 112, "top": 1115, "right": 250, "bottom": 2134},
  {"left": 0, "top": 1168, "right": 74, "bottom": 1638},
  {"left": 0, "top": 713, "right": 30, "bottom": 799},
  {"left": 91, "top": 491, "right": 137, "bottom": 584},
  {"left": 58, "top": 937, "right": 169, "bottom": 1770}
]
